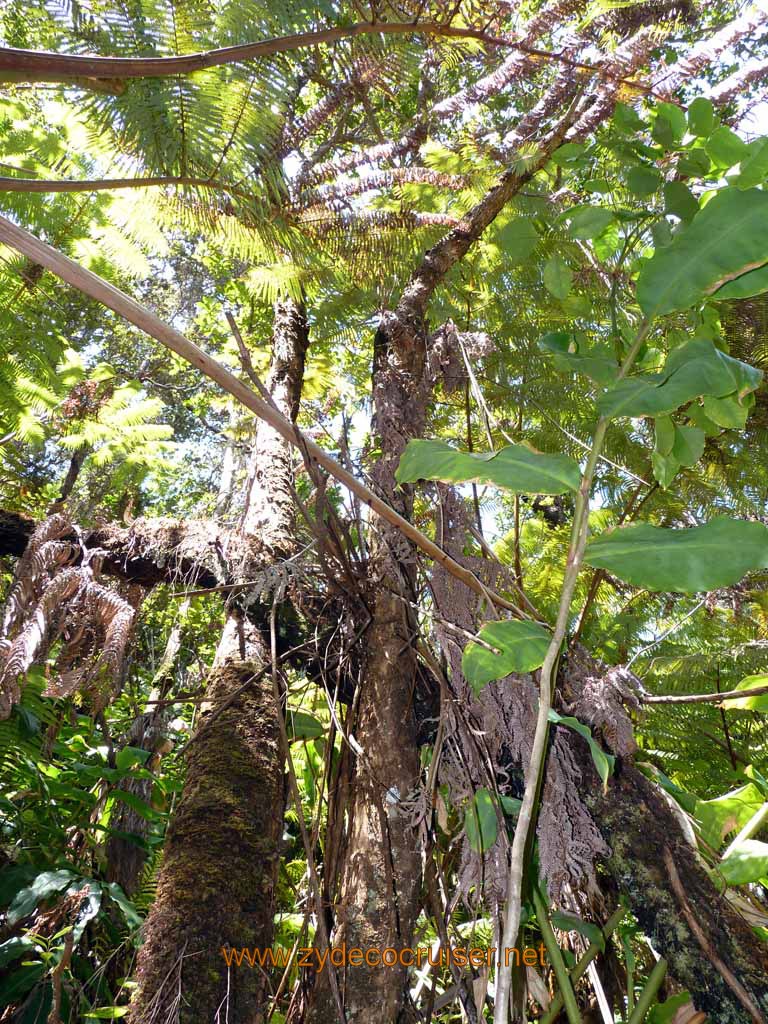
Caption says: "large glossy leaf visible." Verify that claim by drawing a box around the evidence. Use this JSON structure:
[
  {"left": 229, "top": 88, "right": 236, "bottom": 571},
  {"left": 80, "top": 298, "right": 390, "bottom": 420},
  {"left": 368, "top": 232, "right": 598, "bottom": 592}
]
[
  {"left": 395, "top": 439, "right": 581, "bottom": 494},
  {"left": 543, "top": 256, "right": 573, "bottom": 300},
  {"left": 464, "top": 788, "right": 499, "bottom": 853},
  {"left": 636, "top": 188, "right": 768, "bottom": 317},
  {"left": 687, "top": 97, "right": 715, "bottom": 137},
  {"left": 712, "top": 262, "right": 768, "bottom": 300},
  {"left": 719, "top": 839, "right": 768, "bottom": 885},
  {"left": 696, "top": 783, "right": 765, "bottom": 849},
  {"left": 7, "top": 869, "right": 75, "bottom": 925},
  {"left": 722, "top": 675, "right": 768, "bottom": 712},
  {"left": 462, "top": 620, "right": 551, "bottom": 692},
  {"left": 583, "top": 518, "right": 768, "bottom": 592},
  {"left": 597, "top": 339, "right": 762, "bottom": 418}
]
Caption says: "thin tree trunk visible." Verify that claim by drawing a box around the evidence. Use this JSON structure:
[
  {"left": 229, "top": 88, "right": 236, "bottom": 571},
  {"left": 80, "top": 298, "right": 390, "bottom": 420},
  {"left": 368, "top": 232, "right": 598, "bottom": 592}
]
[
  {"left": 130, "top": 299, "right": 309, "bottom": 1024},
  {"left": 307, "top": 322, "right": 427, "bottom": 1023}
]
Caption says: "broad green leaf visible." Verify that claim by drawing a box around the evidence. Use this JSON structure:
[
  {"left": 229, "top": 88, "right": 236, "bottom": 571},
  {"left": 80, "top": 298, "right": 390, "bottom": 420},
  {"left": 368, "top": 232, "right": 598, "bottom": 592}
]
[
  {"left": 115, "top": 746, "right": 151, "bottom": 771},
  {"left": 539, "top": 332, "right": 617, "bottom": 384},
  {"left": 650, "top": 218, "right": 673, "bottom": 249},
  {"left": 712, "top": 262, "right": 768, "bottom": 301},
  {"left": 671, "top": 425, "right": 705, "bottom": 466},
  {"left": 654, "top": 416, "right": 674, "bottom": 455},
  {"left": 706, "top": 126, "right": 749, "bottom": 168},
  {"left": 652, "top": 103, "right": 686, "bottom": 148},
  {"left": 637, "top": 188, "right": 768, "bottom": 317},
  {"left": 113, "top": 790, "right": 158, "bottom": 821},
  {"left": 550, "top": 911, "right": 605, "bottom": 950},
  {"left": 548, "top": 710, "right": 615, "bottom": 792},
  {"left": 0, "top": 937, "right": 35, "bottom": 970},
  {"left": 568, "top": 205, "right": 613, "bottom": 240},
  {"left": 626, "top": 164, "right": 662, "bottom": 197},
  {"left": 465, "top": 788, "right": 499, "bottom": 853},
  {"left": 697, "top": 784, "right": 765, "bottom": 848},
  {"left": 597, "top": 339, "right": 761, "bottom": 419},
  {"left": 702, "top": 392, "right": 753, "bottom": 429},
  {"left": 83, "top": 1009, "right": 130, "bottom": 1019},
  {"left": 103, "top": 882, "right": 143, "bottom": 930},
  {"left": 677, "top": 146, "right": 711, "bottom": 177},
  {"left": 8, "top": 869, "right": 75, "bottom": 925},
  {"left": 722, "top": 675, "right": 768, "bottom": 712},
  {"left": 592, "top": 221, "right": 621, "bottom": 260},
  {"left": 584, "top": 518, "right": 768, "bottom": 593},
  {"left": 287, "top": 710, "right": 325, "bottom": 740},
  {"left": 395, "top": 439, "right": 581, "bottom": 494},
  {"left": 0, "top": 964, "right": 45, "bottom": 1007},
  {"left": 663, "top": 181, "right": 698, "bottom": 223},
  {"left": 688, "top": 402, "right": 723, "bottom": 436},
  {"left": 613, "top": 102, "right": 645, "bottom": 133},
  {"left": 584, "top": 178, "right": 611, "bottom": 193},
  {"left": 651, "top": 450, "right": 679, "bottom": 489},
  {"left": 647, "top": 994, "right": 695, "bottom": 1024},
  {"left": 543, "top": 256, "right": 573, "bottom": 300},
  {"left": 687, "top": 97, "right": 715, "bottom": 137},
  {"left": 551, "top": 143, "right": 586, "bottom": 166},
  {"left": 496, "top": 216, "right": 539, "bottom": 264},
  {"left": 720, "top": 839, "right": 768, "bottom": 885},
  {"left": 462, "top": 620, "right": 551, "bottom": 691},
  {"left": 733, "top": 138, "right": 768, "bottom": 189}
]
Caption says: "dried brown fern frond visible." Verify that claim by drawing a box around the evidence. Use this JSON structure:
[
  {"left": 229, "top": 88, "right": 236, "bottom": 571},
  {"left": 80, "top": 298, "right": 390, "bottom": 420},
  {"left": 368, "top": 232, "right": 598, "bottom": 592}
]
[
  {"left": 0, "top": 516, "right": 137, "bottom": 718},
  {"left": 1, "top": 514, "right": 75, "bottom": 638}
]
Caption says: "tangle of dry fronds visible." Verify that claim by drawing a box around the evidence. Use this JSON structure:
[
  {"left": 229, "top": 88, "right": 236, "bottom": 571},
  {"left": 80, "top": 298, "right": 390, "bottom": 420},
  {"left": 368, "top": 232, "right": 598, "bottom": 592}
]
[
  {"left": 430, "top": 490, "right": 611, "bottom": 909},
  {"left": 0, "top": 515, "right": 136, "bottom": 718}
]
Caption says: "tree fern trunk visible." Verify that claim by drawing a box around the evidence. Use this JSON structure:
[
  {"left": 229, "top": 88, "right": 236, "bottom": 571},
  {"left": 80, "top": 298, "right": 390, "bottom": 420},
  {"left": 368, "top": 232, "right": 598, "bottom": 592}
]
[
  {"left": 306, "top": 320, "right": 426, "bottom": 1023},
  {"left": 129, "top": 299, "right": 309, "bottom": 1024},
  {"left": 577, "top": 748, "right": 768, "bottom": 1023}
]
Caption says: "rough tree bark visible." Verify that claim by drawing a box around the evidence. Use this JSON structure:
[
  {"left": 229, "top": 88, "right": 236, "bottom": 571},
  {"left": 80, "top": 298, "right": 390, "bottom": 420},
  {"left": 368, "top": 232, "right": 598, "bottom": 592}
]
[
  {"left": 306, "top": 115, "right": 580, "bottom": 1023},
  {"left": 576, "top": 746, "right": 768, "bottom": 1024},
  {"left": 129, "top": 299, "right": 309, "bottom": 1024}
]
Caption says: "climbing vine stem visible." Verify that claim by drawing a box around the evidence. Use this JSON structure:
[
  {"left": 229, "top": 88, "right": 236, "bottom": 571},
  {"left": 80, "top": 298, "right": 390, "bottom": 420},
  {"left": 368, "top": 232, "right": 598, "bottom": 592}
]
[{"left": 493, "top": 319, "right": 651, "bottom": 1023}]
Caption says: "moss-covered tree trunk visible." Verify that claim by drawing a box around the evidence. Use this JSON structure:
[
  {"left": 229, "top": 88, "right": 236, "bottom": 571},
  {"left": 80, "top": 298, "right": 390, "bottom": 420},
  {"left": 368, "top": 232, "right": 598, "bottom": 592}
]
[
  {"left": 576, "top": 746, "right": 768, "bottom": 1023},
  {"left": 130, "top": 299, "right": 309, "bottom": 1024}
]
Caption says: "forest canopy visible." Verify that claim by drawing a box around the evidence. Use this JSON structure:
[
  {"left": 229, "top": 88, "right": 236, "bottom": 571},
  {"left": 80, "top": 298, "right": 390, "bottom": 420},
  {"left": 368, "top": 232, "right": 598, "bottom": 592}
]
[{"left": 1, "top": 2, "right": 768, "bottom": 1023}]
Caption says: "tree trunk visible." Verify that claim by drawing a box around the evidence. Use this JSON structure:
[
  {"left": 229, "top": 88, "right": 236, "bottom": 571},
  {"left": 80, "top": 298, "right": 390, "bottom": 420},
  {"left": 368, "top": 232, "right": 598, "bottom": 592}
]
[
  {"left": 130, "top": 299, "right": 309, "bottom": 1024},
  {"left": 577, "top": 747, "right": 768, "bottom": 1024},
  {"left": 307, "top": 322, "right": 427, "bottom": 1023}
]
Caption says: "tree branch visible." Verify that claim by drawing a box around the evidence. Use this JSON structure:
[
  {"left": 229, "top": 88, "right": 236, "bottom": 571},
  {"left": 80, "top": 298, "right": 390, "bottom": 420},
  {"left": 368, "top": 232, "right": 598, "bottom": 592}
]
[
  {"left": 0, "top": 21, "right": 662, "bottom": 97},
  {"left": 0, "top": 213, "right": 522, "bottom": 616}
]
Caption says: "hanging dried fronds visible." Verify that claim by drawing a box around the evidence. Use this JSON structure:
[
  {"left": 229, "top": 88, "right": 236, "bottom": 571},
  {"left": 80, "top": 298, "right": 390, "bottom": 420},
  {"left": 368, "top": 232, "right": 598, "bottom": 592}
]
[{"left": 0, "top": 515, "right": 137, "bottom": 718}]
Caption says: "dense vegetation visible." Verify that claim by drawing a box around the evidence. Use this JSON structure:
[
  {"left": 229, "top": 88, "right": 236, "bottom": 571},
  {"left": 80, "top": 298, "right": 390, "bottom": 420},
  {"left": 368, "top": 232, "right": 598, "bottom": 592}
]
[{"left": 1, "top": 2, "right": 768, "bottom": 1022}]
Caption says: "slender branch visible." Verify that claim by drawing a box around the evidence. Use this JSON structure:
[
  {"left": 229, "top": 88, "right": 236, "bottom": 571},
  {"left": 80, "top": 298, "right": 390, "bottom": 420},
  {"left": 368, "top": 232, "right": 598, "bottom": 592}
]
[
  {"left": 663, "top": 848, "right": 766, "bottom": 1023},
  {"left": 0, "top": 22, "right": 665, "bottom": 99},
  {"left": 494, "top": 320, "right": 651, "bottom": 1024},
  {"left": 0, "top": 213, "right": 522, "bottom": 616},
  {"left": 642, "top": 682, "right": 768, "bottom": 706}
]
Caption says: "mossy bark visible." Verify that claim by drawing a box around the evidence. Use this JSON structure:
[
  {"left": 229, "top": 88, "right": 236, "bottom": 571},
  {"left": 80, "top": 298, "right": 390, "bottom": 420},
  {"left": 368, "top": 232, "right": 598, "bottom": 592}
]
[
  {"left": 576, "top": 747, "right": 768, "bottom": 1023},
  {"left": 129, "top": 662, "right": 284, "bottom": 1024},
  {"left": 130, "top": 300, "right": 309, "bottom": 1023}
]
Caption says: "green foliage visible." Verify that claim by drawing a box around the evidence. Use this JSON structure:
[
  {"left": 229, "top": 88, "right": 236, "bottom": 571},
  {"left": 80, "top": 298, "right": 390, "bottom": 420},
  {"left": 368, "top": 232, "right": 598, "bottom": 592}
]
[
  {"left": 584, "top": 518, "right": 768, "bottom": 592},
  {"left": 637, "top": 188, "right": 768, "bottom": 317},
  {"left": 396, "top": 438, "right": 581, "bottom": 493},
  {"left": 461, "top": 620, "right": 551, "bottom": 691}
]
